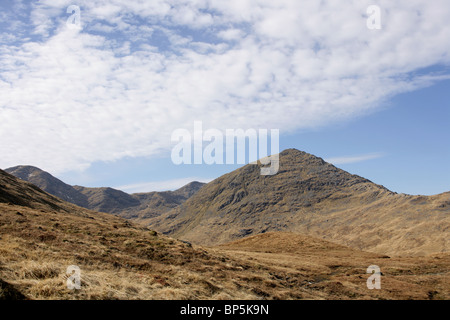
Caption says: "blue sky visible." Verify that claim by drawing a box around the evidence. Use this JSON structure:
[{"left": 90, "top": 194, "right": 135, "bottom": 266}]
[
  {"left": 59, "top": 75, "right": 450, "bottom": 195},
  {"left": 0, "top": 1, "right": 449, "bottom": 195}
]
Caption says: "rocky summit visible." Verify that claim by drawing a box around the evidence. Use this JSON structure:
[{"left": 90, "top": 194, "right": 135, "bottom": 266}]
[{"left": 146, "top": 149, "right": 450, "bottom": 256}]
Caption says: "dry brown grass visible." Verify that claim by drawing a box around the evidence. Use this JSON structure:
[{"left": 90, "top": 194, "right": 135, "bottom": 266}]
[
  {"left": 1, "top": 202, "right": 448, "bottom": 300},
  {"left": 216, "top": 232, "right": 450, "bottom": 300},
  {"left": 1, "top": 165, "right": 448, "bottom": 300},
  {"left": 0, "top": 203, "right": 335, "bottom": 300}
]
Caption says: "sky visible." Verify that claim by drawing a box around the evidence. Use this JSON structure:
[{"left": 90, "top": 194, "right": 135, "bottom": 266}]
[{"left": 0, "top": 0, "right": 449, "bottom": 195}]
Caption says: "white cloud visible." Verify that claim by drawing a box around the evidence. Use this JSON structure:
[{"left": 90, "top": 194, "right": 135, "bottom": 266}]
[
  {"left": 325, "top": 153, "right": 385, "bottom": 165},
  {"left": 117, "top": 177, "right": 213, "bottom": 193},
  {"left": 217, "top": 28, "right": 246, "bottom": 41},
  {"left": 0, "top": 0, "right": 450, "bottom": 174}
]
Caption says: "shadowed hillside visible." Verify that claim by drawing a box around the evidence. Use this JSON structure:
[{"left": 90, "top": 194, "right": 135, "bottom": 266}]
[
  {"left": 0, "top": 168, "right": 86, "bottom": 214},
  {"left": 5, "top": 166, "right": 204, "bottom": 220},
  {"left": 5, "top": 166, "right": 89, "bottom": 208}
]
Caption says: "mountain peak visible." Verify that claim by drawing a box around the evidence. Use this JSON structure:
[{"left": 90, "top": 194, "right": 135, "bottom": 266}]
[
  {"left": 279, "top": 148, "right": 306, "bottom": 155},
  {"left": 0, "top": 169, "right": 70, "bottom": 212},
  {"left": 5, "top": 165, "right": 89, "bottom": 208},
  {"left": 5, "top": 165, "right": 47, "bottom": 178},
  {"left": 147, "top": 148, "right": 386, "bottom": 241},
  {"left": 279, "top": 148, "right": 320, "bottom": 158},
  {"left": 6, "top": 165, "right": 42, "bottom": 170},
  {"left": 5, "top": 165, "right": 204, "bottom": 220}
]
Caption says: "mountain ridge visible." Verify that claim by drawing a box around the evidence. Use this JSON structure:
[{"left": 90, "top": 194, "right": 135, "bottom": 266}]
[
  {"left": 4, "top": 149, "right": 449, "bottom": 256},
  {"left": 1, "top": 166, "right": 449, "bottom": 299},
  {"left": 146, "top": 149, "right": 450, "bottom": 256},
  {"left": 5, "top": 165, "right": 205, "bottom": 221}
]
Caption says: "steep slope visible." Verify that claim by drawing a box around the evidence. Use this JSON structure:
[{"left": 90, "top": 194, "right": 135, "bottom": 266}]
[
  {"left": 5, "top": 165, "right": 204, "bottom": 219},
  {"left": 0, "top": 168, "right": 86, "bottom": 214},
  {"left": 5, "top": 166, "right": 88, "bottom": 208},
  {"left": 0, "top": 169, "right": 301, "bottom": 299},
  {"left": 0, "top": 168, "right": 241, "bottom": 299},
  {"left": 148, "top": 149, "right": 450, "bottom": 256}
]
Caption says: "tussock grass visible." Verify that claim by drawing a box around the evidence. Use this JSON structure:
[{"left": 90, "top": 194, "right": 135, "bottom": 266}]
[{"left": 1, "top": 203, "right": 449, "bottom": 300}]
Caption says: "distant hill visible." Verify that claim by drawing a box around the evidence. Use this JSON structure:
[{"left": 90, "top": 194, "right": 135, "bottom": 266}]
[
  {"left": 5, "top": 166, "right": 204, "bottom": 220},
  {"left": 118, "top": 181, "right": 207, "bottom": 224},
  {"left": 147, "top": 149, "right": 450, "bottom": 256},
  {"left": 1, "top": 168, "right": 449, "bottom": 300},
  {"left": 6, "top": 149, "right": 450, "bottom": 257},
  {"left": 0, "top": 168, "right": 299, "bottom": 299},
  {"left": 5, "top": 166, "right": 88, "bottom": 208},
  {"left": 72, "top": 185, "right": 141, "bottom": 213},
  {"left": 0, "top": 167, "right": 83, "bottom": 213}
]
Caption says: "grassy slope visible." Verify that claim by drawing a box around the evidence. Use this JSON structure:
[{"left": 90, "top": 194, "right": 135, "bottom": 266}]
[
  {"left": 1, "top": 168, "right": 449, "bottom": 300},
  {"left": 147, "top": 149, "right": 450, "bottom": 256},
  {"left": 216, "top": 232, "right": 450, "bottom": 300},
  {"left": 6, "top": 165, "right": 205, "bottom": 220},
  {"left": 1, "top": 204, "right": 449, "bottom": 300}
]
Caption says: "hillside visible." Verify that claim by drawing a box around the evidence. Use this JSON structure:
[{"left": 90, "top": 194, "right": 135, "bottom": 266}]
[
  {"left": 0, "top": 169, "right": 302, "bottom": 299},
  {"left": 0, "top": 168, "right": 87, "bottom": 214},
  {"left": 4, "top": 166, "right": 88, "bottom": 208},
  {"left": 5, "top": 166, "right": 204, "bottom": 220},
  {"left": 147, "top": 149, "right": 450, "bottom": 256},
  {"left": 114, "top": 182, "right": 206, "bottom": 224},
  {"left": 215, "top": 232, "right": 450, "bottom": 300},
  {"left": 4, "top": 171, "right": 448, "bottom": 299},
  {"left": 1, "top": 169, "right": 449, "bottom": 300}
]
